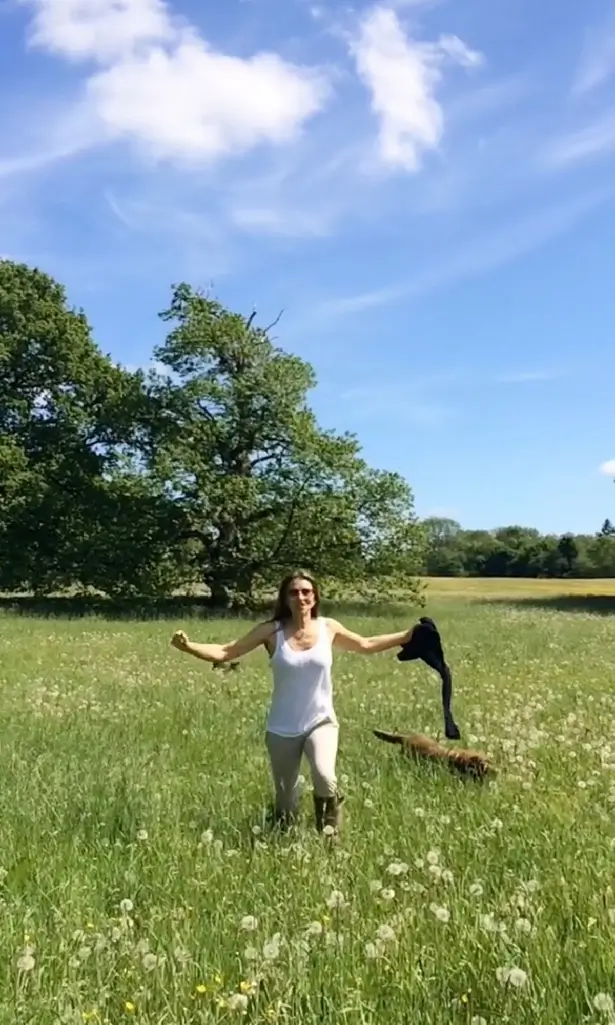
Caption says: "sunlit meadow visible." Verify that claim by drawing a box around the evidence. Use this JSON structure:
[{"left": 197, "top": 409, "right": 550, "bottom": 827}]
[{"left": 1, "top": 582, "right": 614, "bottom": 1024}]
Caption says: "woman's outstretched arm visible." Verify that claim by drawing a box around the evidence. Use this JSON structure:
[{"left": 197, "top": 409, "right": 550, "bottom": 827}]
[
  {"left": 327, "top": 618, "right": 413, "bottom": 655},
  {"left": 170, "top": 621, "right": 276, "bottom": 664}
]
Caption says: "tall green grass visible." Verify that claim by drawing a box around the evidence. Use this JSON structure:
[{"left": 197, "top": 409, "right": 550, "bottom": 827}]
[{"left": 0, "top": 599, "right": 613, "bottom": 1023}]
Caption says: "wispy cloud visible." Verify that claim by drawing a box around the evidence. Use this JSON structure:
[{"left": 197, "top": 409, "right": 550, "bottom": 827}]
[
  {"left": 572, "top": 11, "right": 615, "bottom": 96},
  {"left": 540, "top": 116, "right": 615, "bottom": 170},
  {"left": 599, "top": 459, "right": 615, "bottom": 477},
  {"left": 348, "top": 5, "right": 482, "bottom": 173},
  {"left": 494, "top": 369, "right": 566, "bottom": 385},
  {"left": 314, "top": 188, "right": 612, "bottom": 317},
  {"left": 331, "top": 365, "right": 567, "bottom": 430},
  {"left": 338, "top": 383, "right": 454, "bottom": 427}
]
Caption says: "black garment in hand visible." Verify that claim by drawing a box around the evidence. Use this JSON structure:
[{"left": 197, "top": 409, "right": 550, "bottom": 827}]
[{"left": 397, "top": 616, "right": 461, "bottom": 740}]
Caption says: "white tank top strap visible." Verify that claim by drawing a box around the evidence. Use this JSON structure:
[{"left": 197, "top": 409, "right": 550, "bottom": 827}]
[{"left": 272, "top": 620, "right": 283, "bottom": 655}]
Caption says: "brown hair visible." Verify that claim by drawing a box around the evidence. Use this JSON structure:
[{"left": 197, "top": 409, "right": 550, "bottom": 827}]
[{"left": 272, "top": 570, "right": 320, "bottom": 623}]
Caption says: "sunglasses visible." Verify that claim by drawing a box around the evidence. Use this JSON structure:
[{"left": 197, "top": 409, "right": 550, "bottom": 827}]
[{"left": 288, "top": 587, "right": 314, "bottom": 597}]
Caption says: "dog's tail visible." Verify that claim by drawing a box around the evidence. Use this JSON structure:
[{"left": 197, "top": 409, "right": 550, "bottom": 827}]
[{"left": 373, "top": 729, "right": 405, "bottom": 746}]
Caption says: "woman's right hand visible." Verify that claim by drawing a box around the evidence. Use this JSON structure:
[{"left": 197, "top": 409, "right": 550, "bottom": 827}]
[{"left": 171, "top": 630, "right": 190, "bottom": 652}]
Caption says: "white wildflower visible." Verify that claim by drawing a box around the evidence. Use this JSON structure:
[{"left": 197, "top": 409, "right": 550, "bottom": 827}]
[
  {"left": 496, "top": 965, "right": 528, "bottom": 988},
  {"left": 376, "top": 924, "right": 396, "bottom": 942},
  {"left": 326, "top": 890, "right": 346, "bottom": 909},
  {"left": 228, "top": 993, "right": 249, "bottom": 1013},
  {"left": 263, "top": 933, "right": 282, "bottom": 961},
  {"left": 240, "top": 915, "right": 258, "bottom": 932},
  {"left": 480, "top": 913, "right": 499, "bottom": 933},
  {"left": 16, "top": 951, "right": 35, "bottom": 972},
  {"left": 430, "top": 903, "right": 450, "bottom": 923},
  {"left": 593, "top": 993, "right": 614, "bottom": 1014}
]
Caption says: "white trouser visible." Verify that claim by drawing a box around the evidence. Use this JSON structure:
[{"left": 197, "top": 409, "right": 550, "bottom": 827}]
[{"left": 265, "top": 720, "right": 339, "bottom": 813}]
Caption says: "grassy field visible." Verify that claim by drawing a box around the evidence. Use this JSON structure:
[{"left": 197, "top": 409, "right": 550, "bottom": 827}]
[{"left": 1, "top": 580, "right": 614, "bottom": 1023}]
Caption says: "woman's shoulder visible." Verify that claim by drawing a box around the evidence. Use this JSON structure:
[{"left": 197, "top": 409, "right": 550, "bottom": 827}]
[{"left": 258, "top": 619, "right": 279, "bottom": 636}]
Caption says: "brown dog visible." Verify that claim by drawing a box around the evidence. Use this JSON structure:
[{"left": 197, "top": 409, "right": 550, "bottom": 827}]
[{"left": 373, "top": 729, "right": 495, "bottom": 781}]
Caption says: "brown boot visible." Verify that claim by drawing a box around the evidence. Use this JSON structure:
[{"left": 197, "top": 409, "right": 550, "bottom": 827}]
[
  {"left": 314, "top": 794, "right": 345, "bottom": 838},
  {"left": 267, "top": 805, "right": 297, "bottom": 833},
  {"left": 313, "top": 795, "right": 326, "bottom": 832}
]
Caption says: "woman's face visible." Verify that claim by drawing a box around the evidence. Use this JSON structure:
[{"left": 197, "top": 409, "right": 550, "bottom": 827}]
[{"left": 287, "top": 576, "right": 316, "bottom": 617}]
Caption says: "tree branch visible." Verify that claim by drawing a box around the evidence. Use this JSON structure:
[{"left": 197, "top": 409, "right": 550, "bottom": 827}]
[{"left": 262, "top": 309, "right": 284, "bottom": 334}]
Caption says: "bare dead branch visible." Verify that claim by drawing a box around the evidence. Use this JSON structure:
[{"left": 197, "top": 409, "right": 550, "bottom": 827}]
[{"left": 262, "top": 309, "right": 285, "bottom": 334}]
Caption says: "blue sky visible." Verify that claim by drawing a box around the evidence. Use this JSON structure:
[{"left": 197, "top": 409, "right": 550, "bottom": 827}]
[{"left": 2, "top": 0, "right": 615, "bottom": 534}]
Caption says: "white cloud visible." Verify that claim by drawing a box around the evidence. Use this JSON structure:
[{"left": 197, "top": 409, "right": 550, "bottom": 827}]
[
  {"left": 21, "top": 0, "right": 174, "bottom": 63},
  {"left": 339, "top": 384, "right": 453, "bottom": 426},
  {"left": 349, "top": 5, "right": 482, "bottom": 172},
  {"left": 572, "top": 15, "right": 615, "bottom": 95},
  {"left": 494, "top": 369, "right": 565, "bottom": 385},
  {"left": 541, "top": 116, "right": 615, "bottom": 170},
  {"left": 315, "top": 188, "right": 611, "bottom": 316},
  {"left": 599, "top": 460, "right": 615, "bottom": 477},
  {"left": 231, "top": 204, "right": 334, "bottom": 238},
  {"left": 18, "top": 0, "right": 332, "bottom": 166}
]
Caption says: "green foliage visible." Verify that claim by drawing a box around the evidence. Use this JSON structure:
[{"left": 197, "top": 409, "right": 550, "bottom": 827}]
[
  {"left": 135, "top": 284, "right": 425, "bottom": 607},
  {"left": 420, "top": 517, "right": 615, "bottom": 579},
  {"left": 0, "top": 265, "right": 425, "bottom": 605},
  {"left": 0, "top": 260, "right": 150, "bottom": 593}
]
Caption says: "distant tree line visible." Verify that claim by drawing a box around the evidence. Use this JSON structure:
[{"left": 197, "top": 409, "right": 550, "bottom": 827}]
[{"left": 420, "top": 518, "right": 615, "bottom": 578}]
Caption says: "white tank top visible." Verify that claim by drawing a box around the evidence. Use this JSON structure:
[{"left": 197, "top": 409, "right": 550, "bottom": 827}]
[{"left": 266, "top": 617, "right": 337, "bottom": 737}]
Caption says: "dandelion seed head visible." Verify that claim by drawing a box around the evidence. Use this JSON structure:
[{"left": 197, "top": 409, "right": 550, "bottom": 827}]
[
  {"left": 326, "top": 890, "right": 346, "bottom": 908},
  {"left": 593, "top": 993, "right": 614, "bottom": 1014},
  {"left": 240, "top": 915, "right": 258, "bottom": 932},
  {"left": 430, "top": 904, "right": 450, "bottom": 922},
  {"left": 497, "top": 965, "right": 528, "bottom": 988}
]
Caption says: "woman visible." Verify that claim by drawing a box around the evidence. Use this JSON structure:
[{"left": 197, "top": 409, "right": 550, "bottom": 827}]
[{"left": 170, "top": 570, "right": 414, "bottom": 837}]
